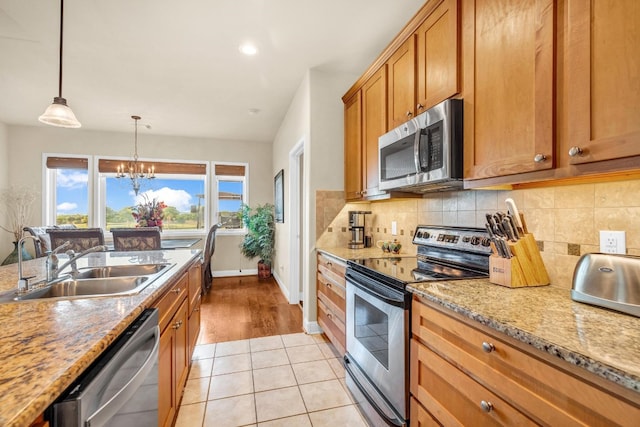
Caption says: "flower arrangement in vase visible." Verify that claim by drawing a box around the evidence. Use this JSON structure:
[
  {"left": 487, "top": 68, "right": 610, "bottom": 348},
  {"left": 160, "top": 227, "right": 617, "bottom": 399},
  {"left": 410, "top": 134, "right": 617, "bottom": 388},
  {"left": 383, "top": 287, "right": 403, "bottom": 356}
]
[{"left": 131, "top": 196, "right": 166, "bottom": 231}]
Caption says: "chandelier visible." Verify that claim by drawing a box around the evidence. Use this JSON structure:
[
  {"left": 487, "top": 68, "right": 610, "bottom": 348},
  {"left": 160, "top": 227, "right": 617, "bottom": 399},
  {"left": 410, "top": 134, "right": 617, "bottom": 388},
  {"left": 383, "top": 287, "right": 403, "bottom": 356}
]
[{"left": 116, "top": 115, "right": 155, "bottom": 195}]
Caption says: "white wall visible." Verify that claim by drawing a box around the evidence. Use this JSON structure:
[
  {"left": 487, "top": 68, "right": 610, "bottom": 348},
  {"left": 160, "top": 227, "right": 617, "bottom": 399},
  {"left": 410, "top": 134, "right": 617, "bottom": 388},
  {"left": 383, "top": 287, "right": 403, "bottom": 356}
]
[
  {"left": 0, "top": 122, "right": 10, "bottom": 258},
  {"left": 3, "top": 124, "right": 273, "bottom": 270},
  {"left": 271, "top": 68, "right": 357, "bottom": 331}
]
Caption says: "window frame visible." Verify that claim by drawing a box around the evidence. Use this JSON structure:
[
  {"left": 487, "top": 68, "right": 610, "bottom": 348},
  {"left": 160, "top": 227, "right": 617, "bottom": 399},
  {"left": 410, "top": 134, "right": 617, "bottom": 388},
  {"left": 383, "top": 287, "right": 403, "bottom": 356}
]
[
  {"left": 42, "top": 153, "right": 94, "bottom": 227},
  {"left": 212, "top": 161, "right": 249, "bottom": 235},
  {"left": 96, "top": 156, "right": 209, "bottom": 236}
]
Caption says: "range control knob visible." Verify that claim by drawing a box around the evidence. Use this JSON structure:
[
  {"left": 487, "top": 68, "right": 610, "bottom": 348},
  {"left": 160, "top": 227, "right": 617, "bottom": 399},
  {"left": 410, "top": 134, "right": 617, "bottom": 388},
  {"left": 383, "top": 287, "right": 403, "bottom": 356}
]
[
  {"left": 462, "top": 236, "right": 471, "bottom": 243},
  {"left": 470, "top": 236, "right": 481, "bottom": 245},
  {"left": 481, "top": 237, "right": 492, "bottom": 247}
]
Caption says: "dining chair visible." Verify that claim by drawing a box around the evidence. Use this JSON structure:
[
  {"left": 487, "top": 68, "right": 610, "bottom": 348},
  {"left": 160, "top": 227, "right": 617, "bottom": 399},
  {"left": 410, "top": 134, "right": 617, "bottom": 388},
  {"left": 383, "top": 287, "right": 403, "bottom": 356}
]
[
  {"left": 111, "top": 227, "right": 162, "bottom": 251},
  {"left": 202, "top": 223, "right": 222, "bottom": 294},
  {"left": 47, "top": 228, "right": 105, "bottom": 253},
  {"left": 23, "top": 224, "right": 78, "bottom": 257}
]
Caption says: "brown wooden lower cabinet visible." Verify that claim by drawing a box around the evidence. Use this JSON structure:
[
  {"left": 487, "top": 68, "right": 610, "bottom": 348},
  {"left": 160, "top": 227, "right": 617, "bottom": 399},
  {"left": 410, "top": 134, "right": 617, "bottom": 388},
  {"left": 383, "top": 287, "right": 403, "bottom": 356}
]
[
  {"left": 316, "top": 253, "right": 347, "bottom": 354},
  {"left": 411, "top": 296, "right": 640, "bottom": 426},
  {"left": 156, "top": 259, "right": 201, "bottom": 427}
]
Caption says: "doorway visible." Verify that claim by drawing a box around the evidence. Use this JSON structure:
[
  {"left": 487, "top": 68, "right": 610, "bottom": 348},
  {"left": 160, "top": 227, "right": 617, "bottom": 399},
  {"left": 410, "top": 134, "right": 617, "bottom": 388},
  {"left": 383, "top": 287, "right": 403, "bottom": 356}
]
[{"left": 288, "top": 139, "right": 304, "bottom": 305}]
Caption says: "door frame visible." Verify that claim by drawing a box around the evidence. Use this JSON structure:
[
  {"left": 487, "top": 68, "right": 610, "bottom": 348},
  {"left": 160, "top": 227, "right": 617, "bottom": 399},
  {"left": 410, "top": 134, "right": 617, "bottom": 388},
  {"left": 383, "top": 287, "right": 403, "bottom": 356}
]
[{"left": 288, "top": 139, "right": 304, "bottom": 304}]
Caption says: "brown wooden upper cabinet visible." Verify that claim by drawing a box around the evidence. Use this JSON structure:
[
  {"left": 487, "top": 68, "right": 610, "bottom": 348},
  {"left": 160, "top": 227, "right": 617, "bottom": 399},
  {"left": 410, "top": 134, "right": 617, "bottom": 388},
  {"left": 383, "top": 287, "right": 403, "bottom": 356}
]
[
  {"left": 415, "top": 0, "right": 459, "bottom": 115},
  {"left": 564, "top": 0, "right": 640, "bottom": 166},
  {"left": 361, "top": 66, "right": 388, "bottom": 199},
  {"left": 344, "top": 91, "right": 362, "bottom": 201},
  {"left": 343, "top": 66, "right": 388, "bottom": 202},
  {"left": 387, "top": 36, "right": 417, "bottom": 129},
  {"left": 463, "top": 0, "right": 555, "bottom": 180}
]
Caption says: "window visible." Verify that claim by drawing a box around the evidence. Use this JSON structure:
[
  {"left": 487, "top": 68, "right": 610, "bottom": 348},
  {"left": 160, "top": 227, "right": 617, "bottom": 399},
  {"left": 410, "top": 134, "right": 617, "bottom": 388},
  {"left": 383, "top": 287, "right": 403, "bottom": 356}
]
[
  {"left": 213, "top": 163, "right": 247, "bottom": 231},
  {"left": 44, "top": 156, "right": 91, "bottom": 227},
  {"left": 98, "top": 159, "right": 207, "bottom": 233}
]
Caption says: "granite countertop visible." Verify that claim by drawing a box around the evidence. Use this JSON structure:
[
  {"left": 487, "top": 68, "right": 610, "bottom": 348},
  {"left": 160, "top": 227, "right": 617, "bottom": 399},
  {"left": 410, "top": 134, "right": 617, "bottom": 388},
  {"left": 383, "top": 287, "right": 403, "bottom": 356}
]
[
  {"left": 317, "top": 246, "right": 640, "bottom": 395},
  {"left": 0, "top": 249, "right": 201, "bottom": 427}
]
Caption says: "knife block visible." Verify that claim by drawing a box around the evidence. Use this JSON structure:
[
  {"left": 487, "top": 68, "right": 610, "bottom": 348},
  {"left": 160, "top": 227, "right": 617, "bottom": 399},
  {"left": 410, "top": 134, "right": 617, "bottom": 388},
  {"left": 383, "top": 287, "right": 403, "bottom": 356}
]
[{"left": 489, "top": 234, "right": 550, "bottom": 288}]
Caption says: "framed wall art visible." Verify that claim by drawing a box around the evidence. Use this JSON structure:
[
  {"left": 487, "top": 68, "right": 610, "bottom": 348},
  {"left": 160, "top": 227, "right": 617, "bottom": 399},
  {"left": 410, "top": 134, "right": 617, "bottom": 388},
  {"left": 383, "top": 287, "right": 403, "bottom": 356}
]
[{"left": 274, "top": 169, "right": 284, "bottom": 223}]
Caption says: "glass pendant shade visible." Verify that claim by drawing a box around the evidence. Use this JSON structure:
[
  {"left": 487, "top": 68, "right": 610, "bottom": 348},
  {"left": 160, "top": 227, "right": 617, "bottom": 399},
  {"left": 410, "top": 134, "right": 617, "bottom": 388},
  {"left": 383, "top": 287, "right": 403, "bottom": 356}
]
[{"left": 38, "top": 96, "right": 81, "bottom": 128}]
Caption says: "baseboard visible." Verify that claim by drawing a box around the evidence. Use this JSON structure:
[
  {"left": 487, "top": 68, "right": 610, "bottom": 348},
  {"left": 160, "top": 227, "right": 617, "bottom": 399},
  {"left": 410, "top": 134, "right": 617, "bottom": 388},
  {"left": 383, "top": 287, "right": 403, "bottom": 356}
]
[
  {"left": 212, "top": 269, "right": 257, "bottom": 277},
  {"left": 304, "top": 321, "right": 323, "bottom": 335},
  {"left": 272, "top": 270, "right": 290, "bottom": 302}
]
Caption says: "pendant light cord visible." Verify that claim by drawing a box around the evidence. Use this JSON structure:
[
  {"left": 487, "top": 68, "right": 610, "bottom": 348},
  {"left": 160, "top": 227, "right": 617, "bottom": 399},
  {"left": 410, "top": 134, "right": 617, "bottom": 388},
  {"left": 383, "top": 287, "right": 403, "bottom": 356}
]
[{"left": 58, "top": 0, "right": 64, "bottom": 98}]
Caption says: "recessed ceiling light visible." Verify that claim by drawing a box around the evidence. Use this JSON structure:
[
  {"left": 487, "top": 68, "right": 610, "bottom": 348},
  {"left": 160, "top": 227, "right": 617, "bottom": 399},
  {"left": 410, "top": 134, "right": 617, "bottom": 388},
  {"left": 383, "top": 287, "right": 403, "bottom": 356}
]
[{"left": 239, "top": 43, "right": 258, "bottom": 56}]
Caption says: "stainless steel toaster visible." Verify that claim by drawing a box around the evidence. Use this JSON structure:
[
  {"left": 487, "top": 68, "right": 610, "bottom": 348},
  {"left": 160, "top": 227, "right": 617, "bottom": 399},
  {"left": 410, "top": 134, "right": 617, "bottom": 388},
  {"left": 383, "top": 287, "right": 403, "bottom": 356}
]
[{"left": 571, "top": 253, "right": 640, "bottom": 318}]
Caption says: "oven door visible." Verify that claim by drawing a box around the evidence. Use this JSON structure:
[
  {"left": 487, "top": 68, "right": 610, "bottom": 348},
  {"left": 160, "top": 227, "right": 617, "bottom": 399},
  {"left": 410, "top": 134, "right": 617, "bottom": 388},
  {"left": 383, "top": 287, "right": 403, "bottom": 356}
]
[{"left": 345, "top": 268, "right": 409, "bottom": 422}]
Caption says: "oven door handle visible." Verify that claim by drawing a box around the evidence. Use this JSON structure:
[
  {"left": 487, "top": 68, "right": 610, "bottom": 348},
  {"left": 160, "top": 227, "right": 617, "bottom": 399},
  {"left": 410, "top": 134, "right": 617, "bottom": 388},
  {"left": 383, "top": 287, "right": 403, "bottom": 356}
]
[
  {"left": 346, "top": 275, "right": 406, "bottom": 308},
  {"left": 344, "top": 355, "right": 404, "bottom": 427}
]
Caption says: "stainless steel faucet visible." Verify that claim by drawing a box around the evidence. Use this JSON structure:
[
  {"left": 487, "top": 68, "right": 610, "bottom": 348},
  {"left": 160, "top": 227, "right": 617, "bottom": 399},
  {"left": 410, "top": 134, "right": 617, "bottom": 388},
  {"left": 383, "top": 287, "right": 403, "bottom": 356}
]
[
  {"left": 52, "top": 245, "right": 109, "bottom": 280},
  {"left": 17, "top": 235, "right": 40, "bottom": 292}
]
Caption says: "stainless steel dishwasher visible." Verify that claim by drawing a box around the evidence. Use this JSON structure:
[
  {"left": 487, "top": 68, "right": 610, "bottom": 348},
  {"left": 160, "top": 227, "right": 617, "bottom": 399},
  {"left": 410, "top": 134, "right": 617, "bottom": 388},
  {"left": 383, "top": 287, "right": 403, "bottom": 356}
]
[{"left": 52, "top": 308, "right": 160, "bottom": 427}]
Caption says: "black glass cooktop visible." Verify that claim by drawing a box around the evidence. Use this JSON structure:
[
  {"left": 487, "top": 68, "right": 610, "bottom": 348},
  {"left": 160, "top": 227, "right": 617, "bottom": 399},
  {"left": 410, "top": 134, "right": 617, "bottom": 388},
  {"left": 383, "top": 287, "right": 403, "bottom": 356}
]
[{"left": 349, "top": 256, "right": 489, "bottom": 285}]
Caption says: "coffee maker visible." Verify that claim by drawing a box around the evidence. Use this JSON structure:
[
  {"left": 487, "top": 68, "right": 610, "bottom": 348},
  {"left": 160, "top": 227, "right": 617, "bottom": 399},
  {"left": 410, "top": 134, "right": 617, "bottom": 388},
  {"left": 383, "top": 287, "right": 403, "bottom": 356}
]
[{"left": 348, "top": 210, "right": 372, "bottom": 249}]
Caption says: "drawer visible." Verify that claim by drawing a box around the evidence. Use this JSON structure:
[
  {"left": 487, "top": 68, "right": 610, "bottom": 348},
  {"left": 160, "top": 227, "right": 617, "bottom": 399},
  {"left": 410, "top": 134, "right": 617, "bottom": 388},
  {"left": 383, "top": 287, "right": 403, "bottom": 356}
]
[
  {"left": 317, "top": 273, "right": 346, "bottom": 316},
  {"left": 317, "top": 253, "right": 346, "bottom": 287},
  {"left": 155, "top": 272, "right": 188, "bottom": 333},
  {"left": 412, "top": 298, "right": 640, "bottom": 426},
  {"left": 411, "top": 339, "right": 536, "bottom": 427},
  {"left": 318, "top": 297, "right": 345, "bottom": 354}
]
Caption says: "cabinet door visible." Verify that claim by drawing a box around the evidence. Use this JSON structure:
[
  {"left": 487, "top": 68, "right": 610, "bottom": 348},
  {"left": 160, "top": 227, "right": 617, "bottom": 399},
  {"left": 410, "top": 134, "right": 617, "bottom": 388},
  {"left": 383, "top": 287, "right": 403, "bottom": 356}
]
[
  {"left": 416, "top": 0, "right": 459, "bottom": 113},
  {"left": 463, "top": 0, "right": 555, "bottom": 179},
  {"left": 344, "top": 91, "right": 363, "bottom": 200},
  {"left": 565, "top": 0, "right": 640, "bottom": 164},
  {"left": 362, "top": 66, "right": 388, "bottom": 197},
  {"left": 188, "top": 295, "right": 201, "bottom": 358},
  {"left": 174, "top": 299, "right": 189, "bottom": 399},
  {"left": 388, "top": 36, "right": 417, "bottom": 128},
  {"left": 159, "top": 328, "right": 176, "bottom": 427}
]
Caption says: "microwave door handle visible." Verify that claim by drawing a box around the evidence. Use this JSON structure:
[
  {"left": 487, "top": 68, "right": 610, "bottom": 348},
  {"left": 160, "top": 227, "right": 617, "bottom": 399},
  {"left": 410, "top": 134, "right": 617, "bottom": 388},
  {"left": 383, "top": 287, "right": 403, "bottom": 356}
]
[{"left": 413, "top": 128, "right": 421, "bottom": 173}]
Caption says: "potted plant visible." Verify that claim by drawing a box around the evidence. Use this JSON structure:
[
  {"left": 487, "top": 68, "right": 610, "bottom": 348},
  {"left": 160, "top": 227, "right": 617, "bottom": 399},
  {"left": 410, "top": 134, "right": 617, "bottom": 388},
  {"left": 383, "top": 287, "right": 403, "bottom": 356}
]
[{"left": 239, "top": 203, "right": 275, "bottom": 279}]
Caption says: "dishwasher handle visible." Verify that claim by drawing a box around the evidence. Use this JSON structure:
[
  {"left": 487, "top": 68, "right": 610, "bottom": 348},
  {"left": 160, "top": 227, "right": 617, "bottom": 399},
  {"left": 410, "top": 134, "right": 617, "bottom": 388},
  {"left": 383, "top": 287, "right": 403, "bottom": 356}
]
[{"left": 86, "top": 324, "right": 160, "bottom": 427}]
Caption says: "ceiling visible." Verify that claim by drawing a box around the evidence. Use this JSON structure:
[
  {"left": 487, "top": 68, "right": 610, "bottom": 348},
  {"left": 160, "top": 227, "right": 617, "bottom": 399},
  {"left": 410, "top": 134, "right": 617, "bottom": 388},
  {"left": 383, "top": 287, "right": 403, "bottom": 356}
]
[{"left": 0, "top": 0, "right": 425, "bottom": 143}]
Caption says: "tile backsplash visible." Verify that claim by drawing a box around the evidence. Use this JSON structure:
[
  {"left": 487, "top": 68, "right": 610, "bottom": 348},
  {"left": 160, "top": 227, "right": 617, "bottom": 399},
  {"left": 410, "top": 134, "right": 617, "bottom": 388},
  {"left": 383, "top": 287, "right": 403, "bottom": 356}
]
[{"left": 316, "top": 179, "right": 640, "bottom": 289}]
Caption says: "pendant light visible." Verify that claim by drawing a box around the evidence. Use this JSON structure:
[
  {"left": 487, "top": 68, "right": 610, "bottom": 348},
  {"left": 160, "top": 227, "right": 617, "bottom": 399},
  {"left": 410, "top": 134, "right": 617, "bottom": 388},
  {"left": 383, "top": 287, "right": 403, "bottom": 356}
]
[{"left": 38, "top": 0, "right": 81, "bottom": 128}]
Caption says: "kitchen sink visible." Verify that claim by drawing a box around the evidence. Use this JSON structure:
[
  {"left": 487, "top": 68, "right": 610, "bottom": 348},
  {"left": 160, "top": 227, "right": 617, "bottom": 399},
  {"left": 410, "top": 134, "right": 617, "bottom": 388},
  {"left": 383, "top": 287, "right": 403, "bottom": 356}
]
[
  {"left": 14, "top": 276, "right": 149, "bottom": 301},
  {"left": 73, "top": 263, "right": 170, "bottom": 279},
  {"left": 2, "top": 262, "right": 176, "bottom": 302}
]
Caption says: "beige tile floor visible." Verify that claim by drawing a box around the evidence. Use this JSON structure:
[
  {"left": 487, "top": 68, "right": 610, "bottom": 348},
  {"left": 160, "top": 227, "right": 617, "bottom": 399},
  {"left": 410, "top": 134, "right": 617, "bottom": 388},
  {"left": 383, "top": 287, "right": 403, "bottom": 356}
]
[{"left": 175, "top": 333, "right": 369, "bottom": 427}]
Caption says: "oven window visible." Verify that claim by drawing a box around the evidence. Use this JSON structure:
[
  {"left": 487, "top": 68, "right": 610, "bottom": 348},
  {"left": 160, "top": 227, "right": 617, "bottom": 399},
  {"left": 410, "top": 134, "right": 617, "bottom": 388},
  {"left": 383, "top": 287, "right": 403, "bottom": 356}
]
[{"left": 354, "top": 294, "right": 389, "bottom": 369}]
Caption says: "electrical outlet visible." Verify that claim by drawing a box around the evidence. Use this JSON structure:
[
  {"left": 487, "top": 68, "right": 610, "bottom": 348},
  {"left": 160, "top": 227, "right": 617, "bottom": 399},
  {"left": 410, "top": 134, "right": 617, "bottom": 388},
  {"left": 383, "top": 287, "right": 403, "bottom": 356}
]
[
  {"left": 391, "top": 221, "right": 397, "bottom": 236},
  {"left": 599, "top": 230, "right": 626, "bottom": 254}
]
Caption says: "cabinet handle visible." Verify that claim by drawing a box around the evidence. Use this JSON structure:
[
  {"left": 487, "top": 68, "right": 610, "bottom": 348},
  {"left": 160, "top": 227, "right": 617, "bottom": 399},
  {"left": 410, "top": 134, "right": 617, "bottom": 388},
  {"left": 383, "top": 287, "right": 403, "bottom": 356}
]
[
  {"left": 327, "top": 261, "right": 332, "bottom": 267},
  {"left": 327, "top": 313, "right": 333, "bottom": 319},
  {"left": 194, "top": 307, "right": 200, "bottom": 312},
  {"left": 326, "top": 282, "right": 332, "bottom": 288},
  {"left": 568, "top": 146, "right": 583, "bottom": 157},
  {"left": 416, "top": 103, "right": 424, "bottom": 110},
  {"left": 406, "top": 111, "right": 413, "bottom": 118},
  {"left": 533, "top": 153, "right": 547, "bottom": 163},
  {"left": 480, "top": 400, "right": 493, "bottom": 413},
  {"left": 172, "top": 288, "right": 181, "bottom": 294},
  {"left": 172, "top": 320, "right": 183, "bottom": 330},
  {"left": 481, "top": 342, "right": 495, "bottom": 353}
]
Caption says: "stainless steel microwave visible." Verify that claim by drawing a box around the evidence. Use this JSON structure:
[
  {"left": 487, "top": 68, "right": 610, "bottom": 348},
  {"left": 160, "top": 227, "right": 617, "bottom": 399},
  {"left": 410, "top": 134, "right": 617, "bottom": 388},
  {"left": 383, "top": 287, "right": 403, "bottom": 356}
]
[{"left": 378, "top": 98, "right": 463, "bottom": 193}]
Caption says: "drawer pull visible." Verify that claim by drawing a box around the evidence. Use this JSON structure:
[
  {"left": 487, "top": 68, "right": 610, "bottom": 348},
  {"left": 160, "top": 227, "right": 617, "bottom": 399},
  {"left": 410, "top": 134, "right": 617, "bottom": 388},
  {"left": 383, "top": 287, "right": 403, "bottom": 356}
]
[
  {"left": 172, "top": 320, "right": 183, "bottom": 330},
  {"left": 326, "top": 283, "right": 332, "bottom": 288},
  {"left": 417, "top": 103, "right": 424, "bottom": 110},
  {"left": 481, "top": 342, "right": 495, "bottom": 353},
  {"left": 534, "top": 153, "right": 547, "bottom": 163},
  {"left": 172, "top": 288, "right": 181, "bottom": 294},
  {"left": 480, "top": 400, "right": 493, "bottom": 413},
  {"left": 327, "top": 261, "right": 332, "bottom": 267},
  {"left": 327, "top": 313, "right": 333, "bottom": 319}
]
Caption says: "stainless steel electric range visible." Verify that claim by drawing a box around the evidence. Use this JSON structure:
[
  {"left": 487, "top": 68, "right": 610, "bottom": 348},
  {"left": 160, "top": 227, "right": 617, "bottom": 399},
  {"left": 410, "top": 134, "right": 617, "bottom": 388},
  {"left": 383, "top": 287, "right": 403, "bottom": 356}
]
[{"left": 344, "top": 225, "right": 492, "bottom": 427}]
